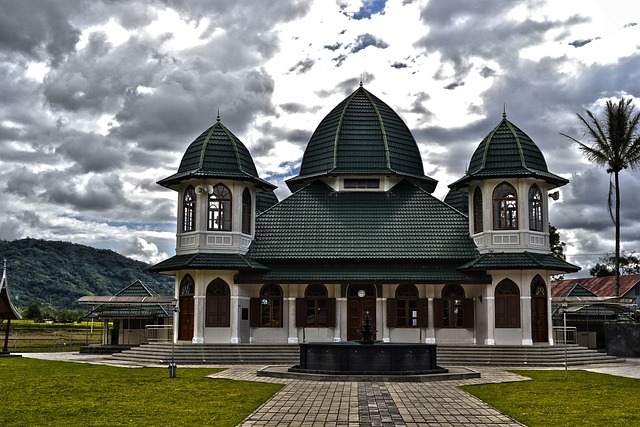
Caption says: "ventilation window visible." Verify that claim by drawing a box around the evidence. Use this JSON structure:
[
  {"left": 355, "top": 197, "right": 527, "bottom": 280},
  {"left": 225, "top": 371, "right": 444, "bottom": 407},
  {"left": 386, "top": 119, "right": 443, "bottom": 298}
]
[{"left": 344, "top": 178, "right": 380, "bottom": 189}]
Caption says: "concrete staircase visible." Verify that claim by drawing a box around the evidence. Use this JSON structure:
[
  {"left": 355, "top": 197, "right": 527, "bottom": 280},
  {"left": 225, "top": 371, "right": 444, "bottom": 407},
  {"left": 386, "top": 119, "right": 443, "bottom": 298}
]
[
  {"left": 437, "top": 344, "right": 621, "bottom": 367},
  {"left": 109, "top": 342, "right": 623, "bottom": 367}
]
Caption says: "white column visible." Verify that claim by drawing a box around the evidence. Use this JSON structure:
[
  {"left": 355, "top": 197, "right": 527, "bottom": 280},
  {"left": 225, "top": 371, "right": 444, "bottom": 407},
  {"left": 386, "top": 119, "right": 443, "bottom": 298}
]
[
  {"left": 230, "top": 293, "right": 240, "bottom": 343},
  {"left": 334, "top": 298, "right": 344, "bottom": 342},
  {"left": 521, "top": 295, "right": 533, "bottom": 345},
  {"left": 192, "top": 295, "right": 205, "bottom": 344},
  {"left": 287, "top": 297, "right": 298, "bottom": 343},
  {"left": 485, "top": 294, "right": 496, "bottom": 345},
  {"left": 425, "top": 298, "right": 436, "bottom": 344}
]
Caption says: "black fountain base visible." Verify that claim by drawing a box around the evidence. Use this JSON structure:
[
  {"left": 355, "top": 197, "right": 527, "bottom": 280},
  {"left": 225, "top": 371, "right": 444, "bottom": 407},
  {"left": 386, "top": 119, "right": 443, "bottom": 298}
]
[{"left": 289, "top": 342, "right": 448, "bottom": 376}]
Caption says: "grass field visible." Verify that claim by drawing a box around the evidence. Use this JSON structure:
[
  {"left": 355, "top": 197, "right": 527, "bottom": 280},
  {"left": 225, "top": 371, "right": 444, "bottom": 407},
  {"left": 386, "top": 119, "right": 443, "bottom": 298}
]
[
  {"left": 462, "top": 369, "right": 640, "bottom": 427},
  {"left": 0, "top": 357, "right": 282, "bottom": 427}
]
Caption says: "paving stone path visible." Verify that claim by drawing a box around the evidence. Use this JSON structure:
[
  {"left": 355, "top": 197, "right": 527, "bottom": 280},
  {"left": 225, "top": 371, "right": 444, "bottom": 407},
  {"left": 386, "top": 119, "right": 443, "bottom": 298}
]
[{"left": 210, "top": 366, "right": 529, "bottom": 427}]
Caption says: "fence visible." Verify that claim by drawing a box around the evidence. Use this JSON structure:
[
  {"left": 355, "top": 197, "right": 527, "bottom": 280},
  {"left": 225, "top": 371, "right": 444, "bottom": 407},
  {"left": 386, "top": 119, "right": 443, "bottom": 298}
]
[
  {"left": 3, "top": 328, "right": 103, "bottom": 352},
  {"left": 552, "top": 326, "right": 577, "bottom": 344},
  {"left": 145, "top": 324, "right": 173, "bottom": 343}
]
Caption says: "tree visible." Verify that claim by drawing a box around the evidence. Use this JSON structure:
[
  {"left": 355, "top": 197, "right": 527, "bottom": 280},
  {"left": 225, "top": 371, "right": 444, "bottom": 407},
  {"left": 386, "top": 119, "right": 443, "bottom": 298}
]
[
  {"left": 561, "top": 98, "right": 640, "bottom": 295},
  {"left": 590, "top": 252, "right": 640, "bottom": 277},
  {"left": 549, "top": 225, "right": 567, "bottom": 280},
  {"left": 24, "top": 302, "right": 43, "bottom": 321}
]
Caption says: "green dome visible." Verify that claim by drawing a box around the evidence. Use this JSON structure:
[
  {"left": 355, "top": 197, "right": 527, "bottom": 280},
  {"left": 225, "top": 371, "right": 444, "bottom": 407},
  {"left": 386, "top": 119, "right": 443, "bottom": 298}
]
[
  {"left": 449, "top": 114, "right": 568, "bottom": 190},
  {"left": 158, "top": 118, "right": 275, "bottom": 190},
  {"left": 286, "top": 86, "right": 437, "bottom": 192}
]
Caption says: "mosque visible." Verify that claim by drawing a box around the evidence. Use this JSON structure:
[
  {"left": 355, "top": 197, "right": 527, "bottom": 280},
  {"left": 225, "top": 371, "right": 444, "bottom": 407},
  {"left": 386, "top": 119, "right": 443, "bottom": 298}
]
[{"left": 148, "top": 84, "right": 580, "bottom": 346}]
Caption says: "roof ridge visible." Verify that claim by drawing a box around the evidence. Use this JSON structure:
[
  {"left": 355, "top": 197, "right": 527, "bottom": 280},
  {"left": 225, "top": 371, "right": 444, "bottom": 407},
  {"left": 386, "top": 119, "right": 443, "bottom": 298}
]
[
  {"left": 503, "top": 118, "right": 527, "bottom": 169},
  {"left": 218, "top": 121, "right": 247, "bottom": 176},
  {"left": 198, "top": 124, "right": 218, "bottom": 169},
  {"left": 478, "top": 118, "right": 503, "bottom": 172},
  {"left": 332, "top": 90, "right": 359, "bottom": 172},
  {"left": 361, "top": 88, "right": 392, "bottom": 170}
]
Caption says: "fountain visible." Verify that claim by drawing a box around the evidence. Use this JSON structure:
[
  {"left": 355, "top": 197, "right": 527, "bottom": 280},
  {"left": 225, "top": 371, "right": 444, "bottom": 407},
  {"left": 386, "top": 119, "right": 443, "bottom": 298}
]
[{"left": 289, "top": 311, "right": 448, "bottom": 376}]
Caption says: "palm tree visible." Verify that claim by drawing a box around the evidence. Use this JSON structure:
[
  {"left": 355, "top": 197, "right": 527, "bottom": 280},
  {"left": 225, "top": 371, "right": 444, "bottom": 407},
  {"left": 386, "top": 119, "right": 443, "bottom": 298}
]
[{"left": 561, "top": 98, "right": 640, "bottom": 296}]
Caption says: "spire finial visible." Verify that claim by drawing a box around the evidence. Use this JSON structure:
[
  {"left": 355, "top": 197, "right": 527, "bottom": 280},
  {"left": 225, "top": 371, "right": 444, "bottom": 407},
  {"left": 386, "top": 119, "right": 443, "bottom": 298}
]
[
  {"left": 216, "top": 107, "right": 221, "bottom": 122},
  {"left": 502, "top": 104, "right": 507, "bottom": 119},
  {"left": 359, "top": 75, "right": 363, "bottom": 87}
]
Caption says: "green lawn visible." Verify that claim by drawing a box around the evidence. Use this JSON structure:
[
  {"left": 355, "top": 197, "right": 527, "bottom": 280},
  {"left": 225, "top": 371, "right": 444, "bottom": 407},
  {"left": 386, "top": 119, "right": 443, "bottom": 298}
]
[
  {"left": 462, "top": 370, "right": 640, "bottom": 427},
  {"left": 0, "top": 357, "right": 282, "bottom": 427}
]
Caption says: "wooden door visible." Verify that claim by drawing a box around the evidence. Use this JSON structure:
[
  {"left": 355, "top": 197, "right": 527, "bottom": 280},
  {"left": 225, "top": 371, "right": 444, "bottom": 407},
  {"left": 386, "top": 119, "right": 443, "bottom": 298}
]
[
  {"left": 347, "top": 284, "right": 376, "bottom": 341},
  {"left": 178, "top": 296, "right": 194, "bottom": 341},
  {"left": 531, "top": 296, "right": 548, "bottom": 342}
]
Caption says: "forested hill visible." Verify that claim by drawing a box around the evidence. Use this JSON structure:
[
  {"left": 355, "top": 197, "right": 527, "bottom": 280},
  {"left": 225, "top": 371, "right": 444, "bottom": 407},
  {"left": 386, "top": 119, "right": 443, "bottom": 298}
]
[{"left": 0, "top": 238, "right": 174, "bottom": 313}]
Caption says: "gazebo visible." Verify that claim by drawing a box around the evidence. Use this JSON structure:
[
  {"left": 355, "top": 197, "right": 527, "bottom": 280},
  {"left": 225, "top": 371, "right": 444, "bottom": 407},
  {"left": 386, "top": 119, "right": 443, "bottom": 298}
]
[
  {"left": 78, "top": 280, "right": 174, "bottom": 348},
  {"left": 1, "top": 259, "right": 22, "bottom": 356}
]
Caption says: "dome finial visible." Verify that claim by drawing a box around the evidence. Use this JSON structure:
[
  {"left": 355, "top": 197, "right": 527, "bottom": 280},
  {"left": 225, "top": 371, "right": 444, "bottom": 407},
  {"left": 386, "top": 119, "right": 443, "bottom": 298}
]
[
  {"left": 359, "top": 75, "right": 363, "bottom": 87},
  {"left": 502, "top": 104, "right": 507, "bottom": 119},
  {"left": 216, "top": 107, "right": 221, "bottom": 122}
]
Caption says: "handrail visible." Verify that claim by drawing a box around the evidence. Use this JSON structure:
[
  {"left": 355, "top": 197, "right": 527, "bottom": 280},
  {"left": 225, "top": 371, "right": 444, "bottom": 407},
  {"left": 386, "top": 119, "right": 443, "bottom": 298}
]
[
  {"left": 145, "top": 324, "right": 173, "bottom": 343},
  {"left": 552, "top": 326, "right": 577, "bottom": 344}
]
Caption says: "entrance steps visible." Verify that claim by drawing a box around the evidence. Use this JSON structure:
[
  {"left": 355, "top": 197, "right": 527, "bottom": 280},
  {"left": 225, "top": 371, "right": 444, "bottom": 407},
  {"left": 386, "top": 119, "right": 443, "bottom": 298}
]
[
  {"left": 438, "top": 344, "right": 622, "bottom": 367},
  {"left": 110, "top": 342, "right": 623, "bottom": 367}
]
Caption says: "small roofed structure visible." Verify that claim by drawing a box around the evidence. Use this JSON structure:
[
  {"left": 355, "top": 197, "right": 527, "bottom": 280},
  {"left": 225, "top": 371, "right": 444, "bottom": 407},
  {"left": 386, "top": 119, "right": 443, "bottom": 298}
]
[
  {"left": 78, "top": 280, "right": 174, "bottom": 350},
  {"left": 551, "top": 277, "right": 638, "bottom": 348},
  {"left": 1, "top": 259, "right": 22, "bottom": 356}
]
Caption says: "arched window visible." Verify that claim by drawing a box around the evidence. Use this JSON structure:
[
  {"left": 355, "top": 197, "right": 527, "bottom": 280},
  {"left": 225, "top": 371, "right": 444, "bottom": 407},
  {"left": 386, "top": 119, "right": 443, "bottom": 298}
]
[
  {"left": 395, "top": 284, "right": 419, "bottom": 327},
  {"left": 473, "top": 187, "right": 483, "bottom": 234},
  {"left": 208, "top": 184, "right": 232, "bottom": 231},
  {"left": 258, "top": 284, "right": 282, "bottom": 327},
  {"left": 495, "top": 279, "right": 521, "bottom": 328},
  {"left": 441, "top": 284, "right": 465, "bottom": 327},
  {"left": 304, "top": 284, "right": 328, "bottom": 326},
  {"left": 493, "top": 182, "right": 518, "bottom": 229},
  {"left": 179, "top": 274, "right": 195, "bottom": 295},
  {"left": 531, "top": 275, "right": 547, "bottom": 297},
  {"left": 182, "top": 185, "right": 196, "bottom": 232},
  {"left": 529, "top": 184, "right": 543, "bottom": 232},
  {"left": 205, "top": 279, "right": 230, "bottom": 327},
  {"left": 242, "top": 188, "right": 252, "bottom": 235}
]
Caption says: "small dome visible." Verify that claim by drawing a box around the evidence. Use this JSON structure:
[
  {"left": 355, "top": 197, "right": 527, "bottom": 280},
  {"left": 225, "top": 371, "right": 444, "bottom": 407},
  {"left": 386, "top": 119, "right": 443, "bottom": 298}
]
[
  {"left": 158, "top": 119, "right": 275, "bottom": 190},
  {"left": 286, "top": 86, "right": 437, "bottom": 192},
  {"left": 449, "top": 114, "right": 568, "bottom": 190}
]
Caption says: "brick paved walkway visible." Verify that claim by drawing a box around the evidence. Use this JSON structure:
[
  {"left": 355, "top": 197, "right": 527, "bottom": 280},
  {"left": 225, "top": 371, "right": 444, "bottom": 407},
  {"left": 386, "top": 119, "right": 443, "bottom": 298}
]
[{"left": 209, "top": 366, "right": 529, "bottom": 427}]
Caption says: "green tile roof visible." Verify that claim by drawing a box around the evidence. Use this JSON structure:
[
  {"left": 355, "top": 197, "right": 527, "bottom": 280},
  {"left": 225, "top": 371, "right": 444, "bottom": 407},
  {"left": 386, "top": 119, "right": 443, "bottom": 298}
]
[
  {"left": 449, "top": 115, "right": 569, "bottom": 190},
  {"left": 84, "top": 280, "right": 172, "bottom": 319},
  {"left": 158, "top": 119, "right": 276, "bottom": 190},
  {"left": 256, "top": 190, "right": 279, "bottom": 214},
  {"left": 287, "top": 86, "right": 438, "bottom": 193},
  {"left": 148, "top": 253, "right": 268, "bottom": 274},
  {"left": 460, "top": 252, "right": 580, "bottom": 273},
  {"left": 237, "top": 261, "right": 490, "bottom": 283},
  {"left": 443, "top": 189, "right": 468, "bottom": 215},
  {"left": 248, "top": 180, "right": 480, "bottom": 260}
]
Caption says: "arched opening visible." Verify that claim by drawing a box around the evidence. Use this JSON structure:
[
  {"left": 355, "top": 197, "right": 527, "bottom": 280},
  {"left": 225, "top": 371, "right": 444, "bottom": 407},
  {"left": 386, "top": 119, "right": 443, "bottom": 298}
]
[
  {"left": 531, "top": 275, "right": 548, "bottom": 342},
  {"left": 208, "top": 184, "right": 232, "bottom": 231},
  {"left": 493, "top": 182, "right": 518, "bottom": 230},
  {"left": 182, "top": 185, "right": 196, "bottom": 232},
  {"left": 473, "top": 187, "right": 483, "bottom": 234},
  {"left": 257, "top": 284, "right": 283, "bottom": 327},
  {"left": 347, "top": 284, "right": 377, "bottom": 340},
  {"left": 495, "top": 279, "right": 521, "bottom": 328},
  {"left": 205, "top": 279, "right": 230, "bottom": 327},
  {"left": 529, "top": 184, "right": 543, "bottom": 231},
  {"left": 242, "top": 188, "right": 252, "bottom": 235},
  {"left": 178, "top": 275, "right": 195, "bottom": 341}
]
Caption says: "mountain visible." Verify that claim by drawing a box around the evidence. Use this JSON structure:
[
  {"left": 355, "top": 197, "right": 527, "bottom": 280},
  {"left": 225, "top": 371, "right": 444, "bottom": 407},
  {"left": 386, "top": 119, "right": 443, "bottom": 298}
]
[{"left": 0, "top": 238, "right": 174, "bottom": 312}]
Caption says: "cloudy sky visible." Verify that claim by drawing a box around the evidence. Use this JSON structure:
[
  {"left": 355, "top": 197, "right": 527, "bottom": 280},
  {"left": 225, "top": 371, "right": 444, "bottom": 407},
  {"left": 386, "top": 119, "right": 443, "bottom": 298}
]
[{"left": 1, "top": 0, "right": 639, "bottom": 277}]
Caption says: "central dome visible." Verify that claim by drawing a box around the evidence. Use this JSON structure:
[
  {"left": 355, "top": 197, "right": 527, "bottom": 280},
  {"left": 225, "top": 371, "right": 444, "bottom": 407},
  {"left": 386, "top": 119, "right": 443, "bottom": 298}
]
[{"left": 286, "top": 86, "right": 437, "bottom": 192}]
